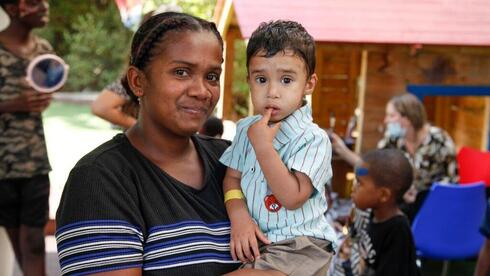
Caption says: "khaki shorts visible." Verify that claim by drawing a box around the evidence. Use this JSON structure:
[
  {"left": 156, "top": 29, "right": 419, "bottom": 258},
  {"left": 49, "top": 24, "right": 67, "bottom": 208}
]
[{"left": 241, "top": 236, "right": 334, "bottom": 276}]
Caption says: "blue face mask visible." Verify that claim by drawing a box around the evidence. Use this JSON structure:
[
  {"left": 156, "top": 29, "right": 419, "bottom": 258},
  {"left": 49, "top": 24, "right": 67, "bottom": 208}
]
[{"left": 386, "top": 122, "right": 405, "bottom": 138}]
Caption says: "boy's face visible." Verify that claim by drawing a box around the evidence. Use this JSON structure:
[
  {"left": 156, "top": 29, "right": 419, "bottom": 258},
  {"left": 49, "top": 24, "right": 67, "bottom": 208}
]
[
  {"left": 350, "top": 166, "right": 384, "bottom": 210},
  {"left": 247, "top": 50, "right": 316, "bottom": 123}
]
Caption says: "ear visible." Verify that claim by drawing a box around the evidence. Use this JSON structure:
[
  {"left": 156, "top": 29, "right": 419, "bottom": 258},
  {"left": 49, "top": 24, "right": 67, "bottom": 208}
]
[
  {"left": 127, "top": 66, "right": 146, "bottom": 98},
  {"left": 378, "top": 187, "right": 393, "bottom": 203},
  {"left": 304, "top": 73, "right": 317, "bottom": 96}
]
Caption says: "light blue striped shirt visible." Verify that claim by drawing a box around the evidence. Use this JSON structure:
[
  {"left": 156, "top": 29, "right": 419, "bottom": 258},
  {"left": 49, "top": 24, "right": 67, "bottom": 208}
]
[{"left": 220, "top": 104, "right": 337, "bottom": 246}]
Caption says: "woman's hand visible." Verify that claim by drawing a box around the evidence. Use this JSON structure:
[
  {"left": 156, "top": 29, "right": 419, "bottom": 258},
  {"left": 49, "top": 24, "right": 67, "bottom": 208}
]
[
  {"left": 328, "top": 131, "right": 349, "bottom": 156},
  {"left": 229, "top": 215, "right": 270, "bottom": 263}
]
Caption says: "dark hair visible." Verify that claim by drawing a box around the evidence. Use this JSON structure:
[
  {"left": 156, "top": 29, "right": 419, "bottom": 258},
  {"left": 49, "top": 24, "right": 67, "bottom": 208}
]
[
  {"left": 121, "top": 12, "right": 223, "bottom": 103},
  {"left": 362, "top": 149, "right": 413, "bottom": 204},
  {"left": 246, "top": 20, "right": 316, "bottom": 76},
  {"left": 200, "top": 116, "right": 223, "bottom": 137},
  {"left": 1, "top": 0, "right": 19, "bottom": 8}
]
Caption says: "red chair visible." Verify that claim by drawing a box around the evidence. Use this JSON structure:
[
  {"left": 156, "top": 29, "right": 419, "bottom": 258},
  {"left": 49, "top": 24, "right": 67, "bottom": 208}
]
[{"left": 457, "top": 146, "right": 490, "bottom": 187}]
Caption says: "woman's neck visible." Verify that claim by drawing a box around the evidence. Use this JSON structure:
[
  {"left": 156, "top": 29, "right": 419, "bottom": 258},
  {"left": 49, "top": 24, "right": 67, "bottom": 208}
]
[
  {"left": 406, "top": 123, "right": 428, "bottom": 143},
  {"left": 126, "top": 120, "right": 194, "bottom": 165}
]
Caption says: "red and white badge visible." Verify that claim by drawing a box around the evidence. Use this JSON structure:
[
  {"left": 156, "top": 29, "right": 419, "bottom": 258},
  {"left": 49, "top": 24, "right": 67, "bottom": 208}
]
[{"left": 264, "top": 194, "right": 282, "bottom": 212}]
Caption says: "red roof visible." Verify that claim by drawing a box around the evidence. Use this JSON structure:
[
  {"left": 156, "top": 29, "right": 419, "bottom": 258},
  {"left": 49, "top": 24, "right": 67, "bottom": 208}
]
[{"left": 233, "top": 0, "right": 490, "bottom": 46}]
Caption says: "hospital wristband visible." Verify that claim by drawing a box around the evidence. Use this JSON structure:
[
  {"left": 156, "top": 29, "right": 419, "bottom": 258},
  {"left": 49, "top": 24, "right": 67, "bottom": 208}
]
[{"left": 224, "top": 189, "right": 245, "bottom": 203}]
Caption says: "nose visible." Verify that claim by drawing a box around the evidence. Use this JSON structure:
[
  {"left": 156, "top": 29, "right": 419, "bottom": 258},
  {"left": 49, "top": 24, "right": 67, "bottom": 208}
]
[
  {"left": 383, "top": 115, "right": 389, "bottom": 125},
  {"left": 267, "top": 83, "right": 280, "bottom": 99},
  {"left": 188, "top": 78, "right": 211, "bottom": 100}
]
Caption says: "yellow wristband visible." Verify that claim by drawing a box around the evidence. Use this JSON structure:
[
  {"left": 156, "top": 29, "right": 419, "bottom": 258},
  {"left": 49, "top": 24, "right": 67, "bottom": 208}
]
[{"left": 224, "top": 189, "right": 244, "bottom": 203}]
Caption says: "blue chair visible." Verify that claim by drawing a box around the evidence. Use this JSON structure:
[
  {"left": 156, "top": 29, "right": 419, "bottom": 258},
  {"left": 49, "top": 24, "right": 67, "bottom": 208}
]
[{"left": 412, "top": 182, "right": 486, "bottom": 275}]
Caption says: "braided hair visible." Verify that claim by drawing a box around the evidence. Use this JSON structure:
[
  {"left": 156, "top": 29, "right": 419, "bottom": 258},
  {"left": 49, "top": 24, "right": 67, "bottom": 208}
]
[{"left": 121, "top": 12, "right": 223, "bottom": 103}]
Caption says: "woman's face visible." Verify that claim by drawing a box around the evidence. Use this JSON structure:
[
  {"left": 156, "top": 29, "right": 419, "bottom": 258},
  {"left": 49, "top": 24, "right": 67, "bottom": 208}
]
[
  {"left": 384, "top": 102, "right": 403, "bottom": 126},
  {"left": 139, "top": 30, "right": 223, "bottom": 136}
]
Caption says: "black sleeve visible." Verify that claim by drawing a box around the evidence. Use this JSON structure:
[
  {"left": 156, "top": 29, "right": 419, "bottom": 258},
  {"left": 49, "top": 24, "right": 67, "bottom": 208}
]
[
  {"left": 375, "top": 221, "right": 419, "bottom": 276},
  {"left": 55, "top": 164, "right": 145, "bottom": 275}
]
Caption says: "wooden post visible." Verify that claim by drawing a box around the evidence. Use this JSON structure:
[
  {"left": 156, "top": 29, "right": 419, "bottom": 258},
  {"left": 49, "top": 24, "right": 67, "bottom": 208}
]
[
  {"left": 221, "top": 26, "right": 241, "bottom": 120},
  {"left": 355, "top": 49, "right": 368, "bottom": 154}
]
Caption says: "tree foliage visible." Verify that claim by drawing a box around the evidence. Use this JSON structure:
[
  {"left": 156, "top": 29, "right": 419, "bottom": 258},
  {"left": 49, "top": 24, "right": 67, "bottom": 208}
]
[{"left": 39, "top": 0, "right": 216, "bottom": 91}]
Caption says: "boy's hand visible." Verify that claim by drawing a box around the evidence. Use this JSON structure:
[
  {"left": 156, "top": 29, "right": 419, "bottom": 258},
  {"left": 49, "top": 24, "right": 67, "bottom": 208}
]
[
  {"left": 15, "top": 91, "right": 53, "bottom": 112},
  {"left": 248, "top": 108, "right": 281, "bottom": 152},
  {"left": 230, "top": 215, "right": 270, "bottom": 263}
]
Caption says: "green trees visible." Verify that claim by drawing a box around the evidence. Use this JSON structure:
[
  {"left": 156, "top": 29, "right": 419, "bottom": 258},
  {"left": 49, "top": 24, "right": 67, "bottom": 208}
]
[{"left": 40, "top": 0, "right": 215, "bottom": 91}]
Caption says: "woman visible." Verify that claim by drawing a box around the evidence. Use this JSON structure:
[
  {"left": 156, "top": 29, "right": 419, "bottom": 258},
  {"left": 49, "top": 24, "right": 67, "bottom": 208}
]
[
  {"left": 56, "top": 12, "right": 240, "bottom": 275},
  {"left": 331, "top": 93, "right": 458, "bottom": 221}
]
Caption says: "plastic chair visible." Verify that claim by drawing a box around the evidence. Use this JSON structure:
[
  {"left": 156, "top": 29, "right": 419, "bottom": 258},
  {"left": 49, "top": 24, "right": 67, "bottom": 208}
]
[
  {"left": 457, "top": 146, "right": 490, "bottom": 187},
  {"left": 412, "top": 182, "right": 486, "bottom": 275}
]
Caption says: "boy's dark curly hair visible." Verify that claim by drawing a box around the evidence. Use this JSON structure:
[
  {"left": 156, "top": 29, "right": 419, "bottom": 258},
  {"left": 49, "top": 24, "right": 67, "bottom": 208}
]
[
  {"left": 246, "top": 20, "right": 316, "bottom": 77},
  {"left": 362, "top": 149, "right": 414, "bottom": 204}
]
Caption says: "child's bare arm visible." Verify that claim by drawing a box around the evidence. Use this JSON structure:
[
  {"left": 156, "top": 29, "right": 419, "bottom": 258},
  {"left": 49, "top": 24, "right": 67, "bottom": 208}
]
[
  {"left": 248, "top": 109, "right": 314, "bottom": 210},
  {"left": 223, "top": 168, "right": 270, "bottom": 263}
]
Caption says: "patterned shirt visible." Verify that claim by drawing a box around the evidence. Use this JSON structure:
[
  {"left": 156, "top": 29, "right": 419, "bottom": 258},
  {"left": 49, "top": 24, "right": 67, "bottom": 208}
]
[
  {"left": 377, "top": 125, "right": 459, "bottom": 192},
  {"left": 220, "top": 104, "right": 337, "bottom": 246},
  {"left": 0, "top": 37, "right": 52, "bottom": 179}
]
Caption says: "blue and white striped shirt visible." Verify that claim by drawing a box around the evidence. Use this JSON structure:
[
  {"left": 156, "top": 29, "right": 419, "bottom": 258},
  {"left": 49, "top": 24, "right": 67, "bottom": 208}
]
[{"left": 220, "top": 104, "right": 337, "bottom": 246}]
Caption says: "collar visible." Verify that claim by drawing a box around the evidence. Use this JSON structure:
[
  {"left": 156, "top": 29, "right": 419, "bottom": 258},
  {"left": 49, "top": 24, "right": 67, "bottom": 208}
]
[{"left": 272, "top": 104, "right": 313, "bottom": 149}]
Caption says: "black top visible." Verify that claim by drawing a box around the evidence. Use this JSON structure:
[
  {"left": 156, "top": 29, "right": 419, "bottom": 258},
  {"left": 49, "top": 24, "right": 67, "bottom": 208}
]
[
  {"left": 363, "top": 214, "right": 419, "bottom": 276},
  {"left": 56, "top": 134, "right": 239, "bottom": 275}
]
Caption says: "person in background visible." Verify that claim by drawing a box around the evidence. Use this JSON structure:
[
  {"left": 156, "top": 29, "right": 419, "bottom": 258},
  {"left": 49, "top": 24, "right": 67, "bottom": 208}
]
[
  {"left": 220, "top": 20, "right": 336, "bottom": 276},
  {"left": 331, "top": 93, "right": 458, "bottom": 222},
  {"left": 475, "top": 198, "right": 490, "bottom": 276},
  {"left": 330, "top": 149, "right": 419, "bottom": 276},
  {"left": 199, "top": 115, "right": 224, "bottom": 138},
  {"left": 56, "top": 12, "right": 240, "bottom": 275},
  {"left": 0, "top": 1, "right": 52, "bottom": 275},
  {"left": 91, "top": 80, "right": 138, "bottom": 130}
]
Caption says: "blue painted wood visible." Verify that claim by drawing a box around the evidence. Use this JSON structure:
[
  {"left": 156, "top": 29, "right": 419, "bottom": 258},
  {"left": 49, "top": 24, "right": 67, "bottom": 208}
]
[{"left": 406, "top": 85, "right": 490, "bottom": 150}]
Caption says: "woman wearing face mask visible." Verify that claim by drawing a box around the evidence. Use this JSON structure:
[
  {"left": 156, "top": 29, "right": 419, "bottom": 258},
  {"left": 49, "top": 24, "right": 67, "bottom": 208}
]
[{"left": 330, "top": 93, "right": 458, "bottom": 222}]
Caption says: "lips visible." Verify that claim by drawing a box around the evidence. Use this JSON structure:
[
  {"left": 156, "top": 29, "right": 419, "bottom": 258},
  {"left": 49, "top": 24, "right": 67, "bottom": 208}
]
[
  {"left": 180, "top": 105, "right": 208, "bottom": 116},
  {"left": 265, "top": 105, "right": 280, "bottom": 116}
]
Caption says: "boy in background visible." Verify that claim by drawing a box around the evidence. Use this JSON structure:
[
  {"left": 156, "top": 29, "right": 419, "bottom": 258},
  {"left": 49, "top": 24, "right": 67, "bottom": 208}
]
[
  {"left": 331, "top": 149, "right": 419, "bottom": 276},
  {"left": 0, "top": 1, "right": 53, "bottom": 275},
  {"left": 220, "top": 20, "right": 336, "bottom": 276}
]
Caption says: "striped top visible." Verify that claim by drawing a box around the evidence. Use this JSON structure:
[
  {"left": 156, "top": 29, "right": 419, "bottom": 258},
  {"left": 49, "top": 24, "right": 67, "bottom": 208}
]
[
  {"left": 56, "top": 134, "right": 240, "bottom": 275},
  {"left": 220, "top": 104, "right": 337, "bottom": 246}
]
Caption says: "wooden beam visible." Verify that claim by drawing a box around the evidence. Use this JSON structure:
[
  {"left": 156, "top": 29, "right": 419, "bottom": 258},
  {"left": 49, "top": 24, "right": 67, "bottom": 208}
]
[
  {"left": 221, "top": 26, "right": 241, "bottom": 120},
  {"left": 355, "top": 50, "right": 368, "bottom": 154},
  {"left": 483, "top": 97, "right": 490, "bottom": 150}
]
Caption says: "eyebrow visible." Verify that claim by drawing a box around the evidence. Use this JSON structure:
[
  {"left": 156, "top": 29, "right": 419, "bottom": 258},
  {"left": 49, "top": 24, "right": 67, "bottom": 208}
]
[
  {"left": 250, "top": 68, "right": 299, "bottom": 75},
  {"left": 170, "top": 60, "right": 222, "bottom": 72}
]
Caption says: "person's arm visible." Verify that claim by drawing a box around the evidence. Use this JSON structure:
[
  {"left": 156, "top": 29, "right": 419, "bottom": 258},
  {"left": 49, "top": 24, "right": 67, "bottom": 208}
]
[
  {"left": 92, "top": 268, "right": 141, "bottom": 276},
  {"left": 0, "top": 91, "right": 52, "bottom": 113},
  {"left": 91, "top": 89, "right": 137, "bottom": 129},
  {"left": 223, "top": 168, "right": 270, "bottom": 263},
  {"left": 329, "top": 131, "right": 362, "bottom": 167},
  {"left": 475, "top": 239, "right": 490, "bottom": 276},
  {"left": 247, "top": 109, "right": 312, "bottom": 209}
]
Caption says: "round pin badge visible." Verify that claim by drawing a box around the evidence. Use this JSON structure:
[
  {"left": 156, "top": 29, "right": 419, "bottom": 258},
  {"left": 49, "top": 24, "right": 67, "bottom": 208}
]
[{"left": 264, "top": 194, "right": 282, "bottom": 212}]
